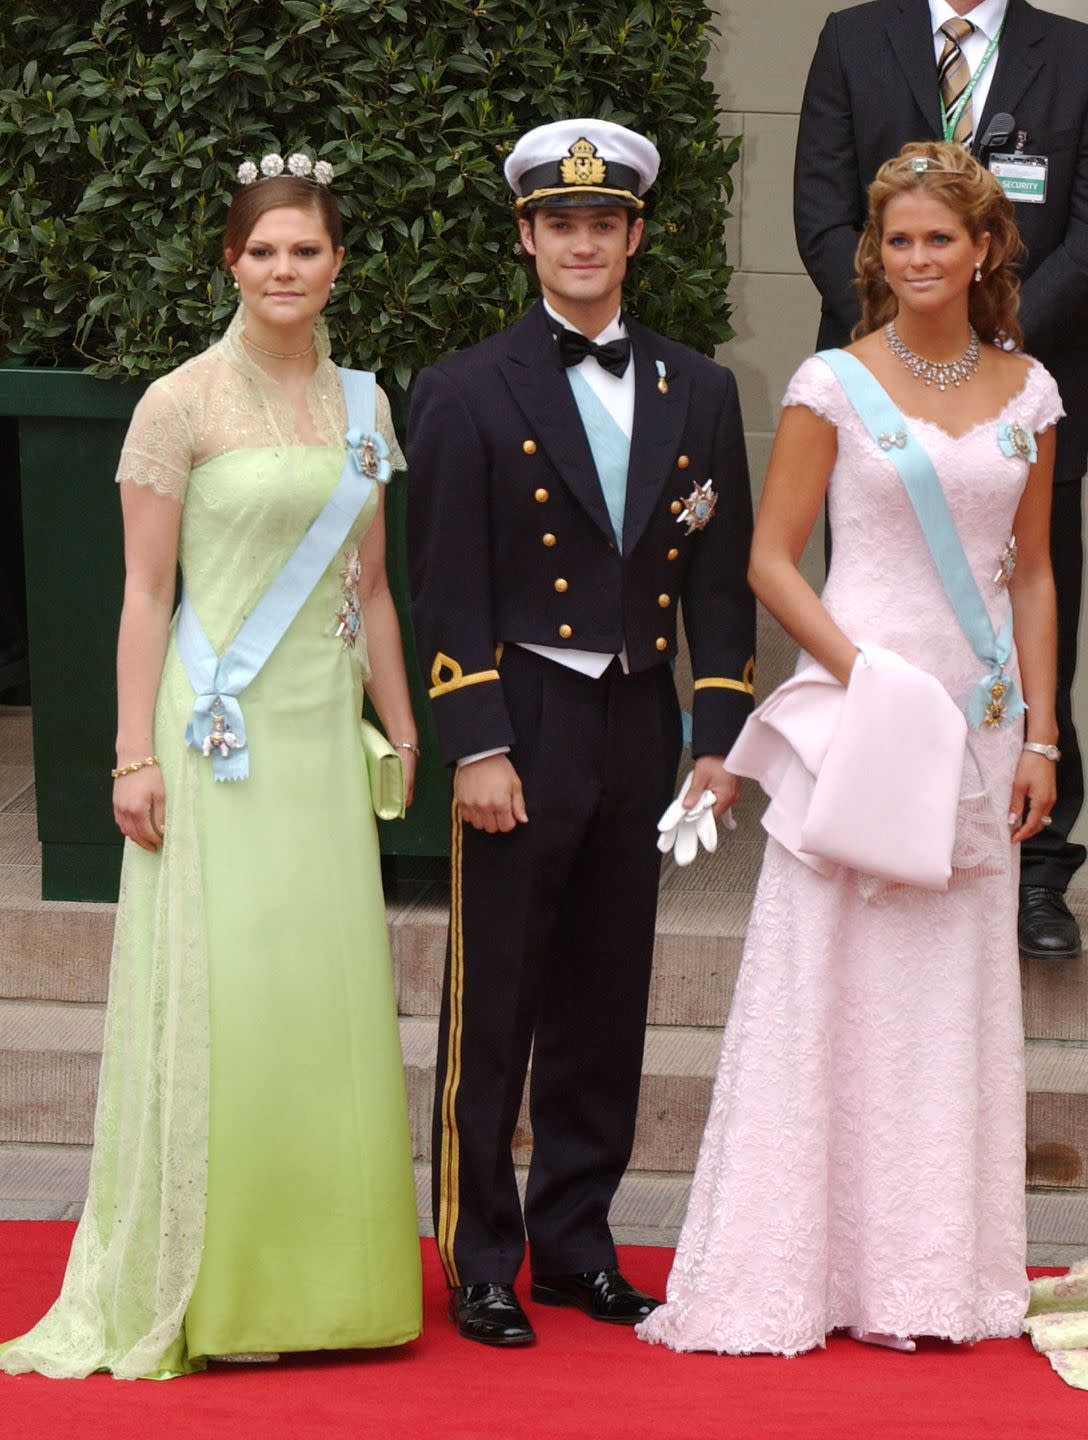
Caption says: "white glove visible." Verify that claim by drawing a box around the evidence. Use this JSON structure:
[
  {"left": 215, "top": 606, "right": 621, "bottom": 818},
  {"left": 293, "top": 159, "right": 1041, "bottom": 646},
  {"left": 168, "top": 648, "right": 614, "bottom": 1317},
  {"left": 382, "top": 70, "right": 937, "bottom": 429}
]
[{"left": 657, "top": 772, "right": 735, "bottom": 867}]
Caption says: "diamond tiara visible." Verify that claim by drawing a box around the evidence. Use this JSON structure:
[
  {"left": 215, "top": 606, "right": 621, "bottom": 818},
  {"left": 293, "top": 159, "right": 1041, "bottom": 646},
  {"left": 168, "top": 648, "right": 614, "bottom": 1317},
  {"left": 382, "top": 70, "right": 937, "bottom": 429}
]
[
  {"left": 236, "top": 152, "right": 334, "bottom": 186},
  {"left": 906, "top": 156, "right": 963, "bottom": 176}
]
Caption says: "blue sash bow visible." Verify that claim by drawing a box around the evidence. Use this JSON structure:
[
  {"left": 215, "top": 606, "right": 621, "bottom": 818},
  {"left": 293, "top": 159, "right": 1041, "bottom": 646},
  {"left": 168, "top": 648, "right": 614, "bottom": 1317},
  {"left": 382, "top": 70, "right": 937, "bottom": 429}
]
[
  {"left": 818, "top": 349, "right": 1024, "bottom": 730},
  {"left": 176, "top": 367, "right": 392, "bottom": 780}
]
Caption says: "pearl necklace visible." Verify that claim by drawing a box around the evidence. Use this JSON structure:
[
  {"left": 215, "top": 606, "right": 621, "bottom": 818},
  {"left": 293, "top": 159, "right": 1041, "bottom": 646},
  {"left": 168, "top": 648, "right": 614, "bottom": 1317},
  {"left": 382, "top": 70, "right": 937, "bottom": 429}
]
[
  {"left": 884, "top": 320, "right": 981, "bottom": 391},
  {"left": 241, "top": 330, "right": 316, "bottom": 361}
]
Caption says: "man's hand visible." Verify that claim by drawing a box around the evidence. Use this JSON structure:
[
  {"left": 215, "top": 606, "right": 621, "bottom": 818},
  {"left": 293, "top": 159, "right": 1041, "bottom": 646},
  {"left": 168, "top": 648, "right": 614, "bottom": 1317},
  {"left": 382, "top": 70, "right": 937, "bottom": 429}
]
[
  {"left": 684, "top": 755, "right": 740, "bottom": 820},
  {"left": 455, "top": 754, "right": 529, "bottom": 833}
]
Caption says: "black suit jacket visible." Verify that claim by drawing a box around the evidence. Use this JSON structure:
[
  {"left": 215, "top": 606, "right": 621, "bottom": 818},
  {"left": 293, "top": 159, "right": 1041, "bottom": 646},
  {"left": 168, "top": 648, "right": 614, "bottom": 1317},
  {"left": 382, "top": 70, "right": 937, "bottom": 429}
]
[
  {"left": 407, "top": 301, "right": 756, "bottom": 765},
  {"left": 794, "top": 0, "right": 1088, "bottom": 484}
]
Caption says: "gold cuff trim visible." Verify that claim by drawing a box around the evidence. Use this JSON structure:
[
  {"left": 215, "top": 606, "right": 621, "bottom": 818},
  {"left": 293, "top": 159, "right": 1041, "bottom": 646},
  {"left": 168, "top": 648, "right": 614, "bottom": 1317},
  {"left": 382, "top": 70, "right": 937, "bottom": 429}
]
[
  {"left": 695, "top": 658, "right": 755, "bottom": 696},
  {"left": 429, "top": 652, "right": 502, "bottom": 700},
  {"left": 515, "top": 186, "right": 645, "bottom": 211}
]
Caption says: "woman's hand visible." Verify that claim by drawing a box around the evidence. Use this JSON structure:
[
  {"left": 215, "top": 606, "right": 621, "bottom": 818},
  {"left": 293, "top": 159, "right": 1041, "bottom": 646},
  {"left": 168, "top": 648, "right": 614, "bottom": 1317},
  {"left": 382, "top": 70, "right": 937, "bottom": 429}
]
[
  {"left": 400, "top": 748, "right": 418, "bottom": 810},
  {"left": 1009, "top": 750, "right": 1057, "bottom": 844},
  {"left": 113, "top": 766, "right": 166, "bottom": 851}
]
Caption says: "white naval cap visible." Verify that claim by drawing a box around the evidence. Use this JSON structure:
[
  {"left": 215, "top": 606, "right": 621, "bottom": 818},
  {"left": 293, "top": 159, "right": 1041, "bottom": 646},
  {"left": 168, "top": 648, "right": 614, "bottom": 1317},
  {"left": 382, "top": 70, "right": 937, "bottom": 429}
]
[{"left": 504, "top": 118, "right": 661, "bottom": 211}]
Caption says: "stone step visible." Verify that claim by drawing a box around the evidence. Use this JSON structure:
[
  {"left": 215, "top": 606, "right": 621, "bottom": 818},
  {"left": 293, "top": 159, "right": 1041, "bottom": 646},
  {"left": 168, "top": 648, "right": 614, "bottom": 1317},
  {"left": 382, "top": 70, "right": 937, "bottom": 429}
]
[
  {"left": 5, "top": 1002, "right": 1088, "bottom": 1190},
  {"left": 0, "top": 1001, "right": 105, "bottom": 1147},
  {"left": 4, "top": 861, "right": 1088, "bottom": 1040},
  {"left": 1, "top": 1140, "right": 1083, "bottom": 1265},
  {"left": 0, "top": 709, "right": 33, "bottom": 768}
]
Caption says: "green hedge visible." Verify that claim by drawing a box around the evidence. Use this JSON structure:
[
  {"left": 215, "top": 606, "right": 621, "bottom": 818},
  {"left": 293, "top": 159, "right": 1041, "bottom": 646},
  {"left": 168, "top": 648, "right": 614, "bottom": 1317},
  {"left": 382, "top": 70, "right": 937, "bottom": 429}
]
[{"left": 0, "top": 0, "right": 739, "bottom": 389}]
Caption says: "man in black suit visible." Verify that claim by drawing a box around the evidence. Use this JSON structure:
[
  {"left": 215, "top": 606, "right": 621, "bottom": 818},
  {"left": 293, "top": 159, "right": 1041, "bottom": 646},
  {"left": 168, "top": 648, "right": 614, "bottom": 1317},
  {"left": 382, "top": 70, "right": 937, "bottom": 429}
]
[
  {"left": 408, "top": 119, "right": 755, "bottom": 1346},
  {"left": 794, "top": 0, "right": 1088, "bottom": 959}
]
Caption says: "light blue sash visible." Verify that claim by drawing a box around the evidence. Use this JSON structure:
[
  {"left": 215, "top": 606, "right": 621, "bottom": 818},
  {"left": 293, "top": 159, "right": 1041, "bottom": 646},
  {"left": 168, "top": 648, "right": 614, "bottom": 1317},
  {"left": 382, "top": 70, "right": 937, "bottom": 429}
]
[
  {"left": 567, "top": 369, "right": 630, "bottom": 549},
  {"left": 818, "top": 348, "right": 1024, "bottom": 730},
  {"left": 176, "top": 367, "right": 392, "bottom": 780}
]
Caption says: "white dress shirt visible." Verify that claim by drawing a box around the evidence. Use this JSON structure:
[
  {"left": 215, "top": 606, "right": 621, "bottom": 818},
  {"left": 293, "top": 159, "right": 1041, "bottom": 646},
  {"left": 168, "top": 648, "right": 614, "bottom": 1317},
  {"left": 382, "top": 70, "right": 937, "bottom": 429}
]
[
  {"left": 930, "top": 0, "right": 1009, "bottom": 137},
  {"left": 458, "top": 302, "right": 634, "bottom": 766}
]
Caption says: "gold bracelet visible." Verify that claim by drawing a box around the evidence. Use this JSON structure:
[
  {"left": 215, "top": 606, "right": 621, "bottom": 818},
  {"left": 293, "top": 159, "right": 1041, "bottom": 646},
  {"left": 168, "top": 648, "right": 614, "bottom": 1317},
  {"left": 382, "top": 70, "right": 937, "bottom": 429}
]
[{"left": 111, "top": 755, "right": 160, "bottom": 779}]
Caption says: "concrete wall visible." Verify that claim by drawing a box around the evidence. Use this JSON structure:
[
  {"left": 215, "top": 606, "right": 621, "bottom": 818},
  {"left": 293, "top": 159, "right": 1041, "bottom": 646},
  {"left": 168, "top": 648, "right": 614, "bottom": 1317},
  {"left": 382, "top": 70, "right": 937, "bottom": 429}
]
[{"left": 708, "top": 0, "right": 1088, "bottom": 842}]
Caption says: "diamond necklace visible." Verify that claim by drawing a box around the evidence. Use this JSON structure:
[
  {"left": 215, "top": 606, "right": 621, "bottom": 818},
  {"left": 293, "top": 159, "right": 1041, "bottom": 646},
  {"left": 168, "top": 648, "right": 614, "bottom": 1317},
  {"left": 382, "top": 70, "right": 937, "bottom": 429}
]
[
  {"left": 884, "top": 320, "right": 980, "bottom": 391},
  {"left": 241, "top": 329, "right": 315, "bottom": 361}
]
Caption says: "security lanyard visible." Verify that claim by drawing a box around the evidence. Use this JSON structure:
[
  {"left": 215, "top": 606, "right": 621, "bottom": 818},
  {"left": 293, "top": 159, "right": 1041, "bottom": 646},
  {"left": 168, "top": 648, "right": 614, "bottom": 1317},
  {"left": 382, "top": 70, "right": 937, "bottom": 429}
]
[{"left": 941, "top": 24, "right": 1003, "bottom": 144}]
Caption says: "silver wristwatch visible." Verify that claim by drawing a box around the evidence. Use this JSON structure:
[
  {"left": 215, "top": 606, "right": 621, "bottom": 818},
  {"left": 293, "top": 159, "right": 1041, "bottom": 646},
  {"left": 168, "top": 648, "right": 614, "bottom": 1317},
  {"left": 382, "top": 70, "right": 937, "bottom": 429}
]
[{"left": 1023, "top": 741, "right": 1061, "bottom": 762}]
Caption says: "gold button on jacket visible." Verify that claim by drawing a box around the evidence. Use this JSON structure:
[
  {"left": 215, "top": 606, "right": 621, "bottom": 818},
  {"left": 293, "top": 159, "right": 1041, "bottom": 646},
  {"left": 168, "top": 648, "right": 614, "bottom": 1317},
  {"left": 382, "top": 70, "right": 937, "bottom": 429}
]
[{"left": 405, "top": 299, "right": 756, "bottom": 769}]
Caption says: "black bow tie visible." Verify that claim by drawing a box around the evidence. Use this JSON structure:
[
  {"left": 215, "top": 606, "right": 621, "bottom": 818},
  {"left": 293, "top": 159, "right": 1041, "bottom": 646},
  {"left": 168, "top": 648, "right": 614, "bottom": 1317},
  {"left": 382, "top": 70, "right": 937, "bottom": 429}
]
[{"left": 550, "top": 321, "right": 632, "bottom": 378}]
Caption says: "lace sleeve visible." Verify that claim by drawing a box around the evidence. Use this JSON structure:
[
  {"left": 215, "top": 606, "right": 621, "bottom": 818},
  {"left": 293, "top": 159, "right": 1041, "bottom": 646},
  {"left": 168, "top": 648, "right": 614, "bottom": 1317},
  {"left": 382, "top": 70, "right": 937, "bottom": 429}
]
[
  {"left": 781, "top": 354, "right": 847, "bottom": 428},
  {"left": 376, "top": 384, "right": 407, "bottom": 473},
  {"left": 115, "top": 377, "right": 194, "bottom": 502},
  {"left": 1025, "top": 360, "right": 1066, "bottom": 436}
]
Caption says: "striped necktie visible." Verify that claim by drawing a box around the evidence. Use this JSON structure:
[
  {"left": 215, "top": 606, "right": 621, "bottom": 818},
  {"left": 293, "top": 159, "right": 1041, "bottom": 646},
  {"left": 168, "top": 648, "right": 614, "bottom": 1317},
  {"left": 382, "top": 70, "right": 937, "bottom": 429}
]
[{"left": 938, "top": 17, "right": 977, "bottom": 145}]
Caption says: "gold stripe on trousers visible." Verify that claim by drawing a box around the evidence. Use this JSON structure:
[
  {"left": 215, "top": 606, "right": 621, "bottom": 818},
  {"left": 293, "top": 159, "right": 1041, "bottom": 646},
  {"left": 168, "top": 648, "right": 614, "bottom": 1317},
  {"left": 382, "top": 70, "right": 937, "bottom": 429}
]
[{"left": 436, "top": 798, "right": 465, "bottom": 1286}]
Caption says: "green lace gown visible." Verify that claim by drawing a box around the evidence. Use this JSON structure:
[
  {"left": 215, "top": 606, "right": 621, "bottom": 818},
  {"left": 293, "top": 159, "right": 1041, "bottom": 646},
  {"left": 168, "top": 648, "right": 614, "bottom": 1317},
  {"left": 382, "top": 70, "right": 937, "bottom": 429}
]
[{"left": 0, "top": 313, "right": 422, "bottom": 1378}]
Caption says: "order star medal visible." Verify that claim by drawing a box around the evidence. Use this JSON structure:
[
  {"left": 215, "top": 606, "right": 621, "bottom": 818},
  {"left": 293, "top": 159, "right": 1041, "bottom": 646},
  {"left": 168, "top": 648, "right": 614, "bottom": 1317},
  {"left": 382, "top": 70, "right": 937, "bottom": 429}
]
[
  {"left": 676, "top": 478, "right": 717, "bottom": 536},
  {"left": 356, "top": 434, "right": 379, "bottom": 478},
  {"left": 993, "top": 535, "right": 1017, "bottom": 589},
  {"left": 335, "top": 546, "right": 363, "bottom": 648},
  {"left": 984, "top": 674, "right": 1009, "bottom": 728}
]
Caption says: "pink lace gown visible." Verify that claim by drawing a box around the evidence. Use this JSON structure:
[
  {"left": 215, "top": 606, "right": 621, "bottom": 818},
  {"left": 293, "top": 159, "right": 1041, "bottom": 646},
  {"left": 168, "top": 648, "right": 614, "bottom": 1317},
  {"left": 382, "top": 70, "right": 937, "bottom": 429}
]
[{"left": 637, "top": 354, "right": 1066, "bottom": 1356}]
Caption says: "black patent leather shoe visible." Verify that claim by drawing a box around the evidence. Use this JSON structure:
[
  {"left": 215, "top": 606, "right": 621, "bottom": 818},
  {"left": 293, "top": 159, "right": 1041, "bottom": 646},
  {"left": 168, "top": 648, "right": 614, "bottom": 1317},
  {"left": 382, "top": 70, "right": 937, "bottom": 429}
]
[
  {"left": 1018, "top": 886, "right": 1083, "bottom": 961},
  {"left": 530, "top": 1267, "right": 662, "bottom": 1324},
  {"left": 448, "top": 1283, "right": 536, "bottom": 1347}
]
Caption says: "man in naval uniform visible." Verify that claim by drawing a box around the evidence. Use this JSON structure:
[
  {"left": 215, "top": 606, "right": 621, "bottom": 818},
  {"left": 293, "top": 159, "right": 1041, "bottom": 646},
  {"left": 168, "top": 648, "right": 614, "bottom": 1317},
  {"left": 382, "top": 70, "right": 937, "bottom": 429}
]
[{"left": 407, "top": 118, "right": 755, "bottom": 1347}]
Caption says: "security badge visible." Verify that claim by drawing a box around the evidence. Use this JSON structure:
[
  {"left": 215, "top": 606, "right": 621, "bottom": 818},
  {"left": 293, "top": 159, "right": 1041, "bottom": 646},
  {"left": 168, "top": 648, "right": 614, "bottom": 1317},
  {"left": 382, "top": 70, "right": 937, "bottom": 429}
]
[
  {"left": 676, "top": 479, "right": 717, "bottom": 535},
  {"left": 987, "top": 153, "right": 1048, "bottom": 205}
]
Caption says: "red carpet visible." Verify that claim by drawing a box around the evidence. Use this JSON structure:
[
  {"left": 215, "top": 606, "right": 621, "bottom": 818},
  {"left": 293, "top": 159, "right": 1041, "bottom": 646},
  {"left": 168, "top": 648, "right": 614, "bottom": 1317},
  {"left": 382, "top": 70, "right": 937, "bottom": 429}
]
[{"left": 0, "top": 1224, "right": 1080, "bottom": 1439}]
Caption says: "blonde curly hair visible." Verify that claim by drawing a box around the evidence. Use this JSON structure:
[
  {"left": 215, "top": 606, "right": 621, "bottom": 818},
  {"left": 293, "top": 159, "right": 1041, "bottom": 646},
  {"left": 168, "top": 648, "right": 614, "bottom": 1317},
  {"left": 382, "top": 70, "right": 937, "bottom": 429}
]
[{"left": 853, "top": 140, "right": 1024, "bottom": 347}]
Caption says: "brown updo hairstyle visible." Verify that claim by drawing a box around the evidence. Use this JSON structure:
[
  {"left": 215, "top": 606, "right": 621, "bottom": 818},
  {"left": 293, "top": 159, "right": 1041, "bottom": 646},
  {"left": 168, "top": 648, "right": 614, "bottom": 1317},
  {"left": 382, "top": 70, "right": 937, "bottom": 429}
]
[
  {"left": 853, "top": 140, "right": 1024, "bottom": 347},
  {"left": 222, "top": 175, "right": 343, "bottom": 266}
]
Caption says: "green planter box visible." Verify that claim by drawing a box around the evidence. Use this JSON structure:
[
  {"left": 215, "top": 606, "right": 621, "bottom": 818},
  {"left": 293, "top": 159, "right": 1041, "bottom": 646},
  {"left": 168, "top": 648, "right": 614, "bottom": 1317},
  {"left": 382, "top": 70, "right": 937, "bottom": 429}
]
[{"left": 0, "top": 369, "right": 448, "bottom": 902}]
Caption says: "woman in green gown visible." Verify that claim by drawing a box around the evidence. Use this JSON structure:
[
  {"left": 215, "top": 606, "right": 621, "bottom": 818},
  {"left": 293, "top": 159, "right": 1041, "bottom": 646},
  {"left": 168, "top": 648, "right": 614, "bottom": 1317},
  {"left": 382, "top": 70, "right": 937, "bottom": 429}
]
[{"left": 0, "top": 159, "right": 422, "bottom": 1379}]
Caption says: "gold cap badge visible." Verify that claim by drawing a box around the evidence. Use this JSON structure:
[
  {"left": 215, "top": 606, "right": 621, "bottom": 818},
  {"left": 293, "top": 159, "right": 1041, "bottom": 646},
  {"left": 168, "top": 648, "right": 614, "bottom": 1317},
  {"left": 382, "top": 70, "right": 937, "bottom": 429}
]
[{"left": 561, "top": 137, "right": 607, "bottom": 188}]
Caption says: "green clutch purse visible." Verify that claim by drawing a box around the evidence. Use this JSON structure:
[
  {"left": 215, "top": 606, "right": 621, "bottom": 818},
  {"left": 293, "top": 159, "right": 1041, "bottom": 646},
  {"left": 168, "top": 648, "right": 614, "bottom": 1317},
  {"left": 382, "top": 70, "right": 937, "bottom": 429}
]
[{"left": 360, "top": 718, "right": 406, "bottom": 821}]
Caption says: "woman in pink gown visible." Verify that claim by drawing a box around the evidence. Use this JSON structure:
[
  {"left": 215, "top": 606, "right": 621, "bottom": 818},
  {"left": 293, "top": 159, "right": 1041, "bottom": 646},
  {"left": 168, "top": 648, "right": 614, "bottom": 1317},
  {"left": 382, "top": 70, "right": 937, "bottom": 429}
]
[{"left": 639, "top": 142, "right": 1062, "bottom": 1356}]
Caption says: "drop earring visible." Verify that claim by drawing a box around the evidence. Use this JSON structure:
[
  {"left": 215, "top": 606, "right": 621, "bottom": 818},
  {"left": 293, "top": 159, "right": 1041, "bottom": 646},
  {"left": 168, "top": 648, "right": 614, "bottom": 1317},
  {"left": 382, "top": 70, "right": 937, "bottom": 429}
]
[
  {"left": 974, "top": 263, "right": 983, "bottom": 283},
  {"left": 232, "top": 278, "right": 239, "bottom": 290}
]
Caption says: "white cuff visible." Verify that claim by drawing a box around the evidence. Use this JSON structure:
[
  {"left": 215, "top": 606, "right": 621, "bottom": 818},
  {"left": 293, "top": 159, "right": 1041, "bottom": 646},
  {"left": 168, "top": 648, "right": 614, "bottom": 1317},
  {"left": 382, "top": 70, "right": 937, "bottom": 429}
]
[{"left": 456, "top": 747, "right": 511, "bottom": 768}]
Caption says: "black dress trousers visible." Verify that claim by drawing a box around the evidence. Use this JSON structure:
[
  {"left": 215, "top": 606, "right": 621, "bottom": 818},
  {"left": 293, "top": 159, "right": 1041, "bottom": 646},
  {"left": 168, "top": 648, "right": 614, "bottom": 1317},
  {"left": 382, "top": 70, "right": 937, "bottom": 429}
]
[{"left": 431, "top": 645, "right": 682, "bottom": 1287}]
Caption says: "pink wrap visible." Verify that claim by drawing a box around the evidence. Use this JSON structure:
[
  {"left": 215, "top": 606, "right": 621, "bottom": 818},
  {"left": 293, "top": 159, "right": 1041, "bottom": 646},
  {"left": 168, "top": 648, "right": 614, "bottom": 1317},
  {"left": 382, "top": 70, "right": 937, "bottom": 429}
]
[{"left": 727, "top": 646, "right": 967, "bottom": 889}]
